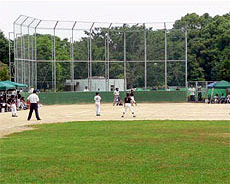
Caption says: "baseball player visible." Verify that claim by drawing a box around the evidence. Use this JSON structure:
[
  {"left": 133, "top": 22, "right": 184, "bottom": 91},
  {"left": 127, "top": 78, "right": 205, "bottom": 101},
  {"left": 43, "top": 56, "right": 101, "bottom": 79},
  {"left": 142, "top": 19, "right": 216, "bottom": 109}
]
[
  {"left": 113, "top": 88, "right": 120, "bottom": 106},
  {"left": 121, "top": 93, "right": 136, "bottom": 118},
  {"left": 94, "top": 92, "right": 101, "bottom": 116},
  {"left": 11, "top": 99, "right": 17, "bottom": 117},
  {"left": 27, "top": 90, "right": 41, "bottom": 121},
  {"left": 130, "top": 89, "right": 137, "bottom": 106}
]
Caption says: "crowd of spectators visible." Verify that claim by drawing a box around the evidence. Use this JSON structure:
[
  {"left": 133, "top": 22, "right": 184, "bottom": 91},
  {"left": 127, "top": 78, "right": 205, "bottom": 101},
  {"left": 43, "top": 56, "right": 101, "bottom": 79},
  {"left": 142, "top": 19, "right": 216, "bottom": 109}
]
[
  {"left": 188, "top": 85, "right": 230, "bottom": 104},
  {"left": 0, "top": 90, "right": 27, "bottom": 115},
  {"left": 212, "top": 94, "right": 230, "bottom": 104}
]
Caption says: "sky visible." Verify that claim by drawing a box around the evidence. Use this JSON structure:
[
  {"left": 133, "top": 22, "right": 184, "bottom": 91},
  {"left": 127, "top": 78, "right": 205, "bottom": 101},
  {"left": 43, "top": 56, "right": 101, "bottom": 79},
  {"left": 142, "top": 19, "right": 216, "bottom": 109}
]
[{"left": 0, "top": 0, "right": 230, "bottom": 38}]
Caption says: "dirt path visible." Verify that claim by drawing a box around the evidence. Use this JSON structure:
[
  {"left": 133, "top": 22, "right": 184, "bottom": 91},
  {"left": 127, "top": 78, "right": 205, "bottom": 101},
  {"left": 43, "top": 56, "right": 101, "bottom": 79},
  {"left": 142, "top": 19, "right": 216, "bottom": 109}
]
[{"left": 0, "top": 103, "right": 229, "bottom": 138}]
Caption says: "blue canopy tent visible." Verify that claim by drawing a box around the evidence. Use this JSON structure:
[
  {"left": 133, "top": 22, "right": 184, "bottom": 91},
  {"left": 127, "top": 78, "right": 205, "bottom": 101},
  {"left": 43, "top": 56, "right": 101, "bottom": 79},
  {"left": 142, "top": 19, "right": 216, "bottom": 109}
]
[{"left": 207, "top": 82, "right": 217, "bottom": 88}]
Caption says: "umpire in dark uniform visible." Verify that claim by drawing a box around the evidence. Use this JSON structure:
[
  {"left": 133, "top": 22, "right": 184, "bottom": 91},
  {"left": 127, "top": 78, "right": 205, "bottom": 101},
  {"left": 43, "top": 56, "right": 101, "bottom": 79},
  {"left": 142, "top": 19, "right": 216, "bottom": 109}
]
[{"left": 27, "top": 90, "right": 41, "bottom": 121}]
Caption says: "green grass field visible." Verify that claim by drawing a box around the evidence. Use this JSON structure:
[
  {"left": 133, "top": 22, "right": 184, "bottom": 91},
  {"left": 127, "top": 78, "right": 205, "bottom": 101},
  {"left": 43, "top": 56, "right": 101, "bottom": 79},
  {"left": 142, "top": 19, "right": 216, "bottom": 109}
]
[{"left": 0, "top": 120, "right": 229, "bottom": 184}]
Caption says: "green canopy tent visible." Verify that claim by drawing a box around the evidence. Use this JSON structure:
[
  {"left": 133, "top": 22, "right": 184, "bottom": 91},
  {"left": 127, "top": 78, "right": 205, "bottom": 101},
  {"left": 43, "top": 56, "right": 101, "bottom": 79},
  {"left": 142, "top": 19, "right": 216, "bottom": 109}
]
[
  {"left": 213, "top": 80, "right": 230, "bottom": 89},
  {"left": 0, "top": 81, "right": 27, "bottom": 103},
  {"left": 0, "top": 82, "right": 16, "bottom": 90},
  {"left": 209, "top": 80, "right": 230, "bottom": 100},
  {"left": 2, "top": 80, "right": 28, "bottom": 88}
]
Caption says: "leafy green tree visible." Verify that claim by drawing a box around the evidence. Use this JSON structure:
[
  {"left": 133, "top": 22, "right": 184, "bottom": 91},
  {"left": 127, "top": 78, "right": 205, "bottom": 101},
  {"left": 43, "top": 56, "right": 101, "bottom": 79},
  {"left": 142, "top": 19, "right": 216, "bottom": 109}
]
[
  {"left": 219, "top": 60, "right": 230, "bottom": 80},
  {"left": 0, "top": 61, "right": 10, "bottom": 81},
  {"left": 175, "top": 12, "right": 230, "bottom": 82},
  {"left": 0, "top": 30, "right": 10, "bottom": 65}
]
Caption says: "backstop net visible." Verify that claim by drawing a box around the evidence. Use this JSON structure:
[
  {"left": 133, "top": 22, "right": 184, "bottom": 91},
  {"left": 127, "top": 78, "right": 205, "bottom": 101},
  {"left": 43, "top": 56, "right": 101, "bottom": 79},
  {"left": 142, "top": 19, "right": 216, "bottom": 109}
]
[{"left": 12, "top": 15, "right": 187, "bottom": 92}]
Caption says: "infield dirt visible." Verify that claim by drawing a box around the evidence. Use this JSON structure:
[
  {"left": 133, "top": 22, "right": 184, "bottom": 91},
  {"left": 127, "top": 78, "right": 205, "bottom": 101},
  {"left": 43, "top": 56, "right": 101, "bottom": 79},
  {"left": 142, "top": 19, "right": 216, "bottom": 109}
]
[{"left": 0, "top": 103, "right": 229, "bottom": 137}]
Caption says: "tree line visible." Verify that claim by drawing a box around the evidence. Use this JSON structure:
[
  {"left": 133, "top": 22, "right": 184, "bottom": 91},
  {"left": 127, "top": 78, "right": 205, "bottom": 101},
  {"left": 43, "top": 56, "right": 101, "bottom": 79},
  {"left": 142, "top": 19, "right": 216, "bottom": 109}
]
[{"left": 0, "top": 13, "right": 229, "bottom": 90}]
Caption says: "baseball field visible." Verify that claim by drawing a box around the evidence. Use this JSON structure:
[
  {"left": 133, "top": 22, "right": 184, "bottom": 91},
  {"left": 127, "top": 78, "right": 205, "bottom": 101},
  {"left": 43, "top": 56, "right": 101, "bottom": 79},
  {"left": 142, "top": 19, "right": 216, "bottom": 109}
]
[{"left": 0, "top": 103, "right": 230, "bottom": 183}]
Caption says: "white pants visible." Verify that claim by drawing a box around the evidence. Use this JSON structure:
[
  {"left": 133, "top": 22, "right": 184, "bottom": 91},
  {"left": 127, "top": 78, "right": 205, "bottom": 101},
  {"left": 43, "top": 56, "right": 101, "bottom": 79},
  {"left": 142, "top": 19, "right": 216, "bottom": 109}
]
[
  {"left": 227, "top": 98, "right": 230, "bottom": 103},
  {"left": 123, "top": 103, "right": 134, "bottom": 114},
  {"left": 11, "top": 104, "right": 17, "bottom": 116},
  {"left": 17, "top": 99, "right": 20, "bottom": 108},
  {"left": 95, "top": 102, "right": 101, "bottom": 115},
  {"left": 130, "top": 96, "right": 136, "bottom": 103},
  {"left": 113, "top": 95, "right": 119, "bottom": 105}
]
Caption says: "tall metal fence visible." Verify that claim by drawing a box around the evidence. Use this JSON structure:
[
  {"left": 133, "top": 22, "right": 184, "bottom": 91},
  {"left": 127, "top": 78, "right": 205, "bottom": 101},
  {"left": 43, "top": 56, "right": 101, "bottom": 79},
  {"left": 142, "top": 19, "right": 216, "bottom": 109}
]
[{"left": 9, "top": 15, "right": 188, "bottom": 93}]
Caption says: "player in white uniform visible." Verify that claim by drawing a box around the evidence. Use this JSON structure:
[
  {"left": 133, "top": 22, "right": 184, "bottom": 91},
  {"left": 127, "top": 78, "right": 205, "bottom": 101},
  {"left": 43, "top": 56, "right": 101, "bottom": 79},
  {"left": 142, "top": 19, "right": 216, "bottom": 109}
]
[
  {"left": 94, "top": 92, "right": 102, "bottom": 116},
  {"left": 11, "top": 99, "right": 17, "bottom": 117},
  {"left": 113, "top": 88, "right": 120, "bottom": 106}
]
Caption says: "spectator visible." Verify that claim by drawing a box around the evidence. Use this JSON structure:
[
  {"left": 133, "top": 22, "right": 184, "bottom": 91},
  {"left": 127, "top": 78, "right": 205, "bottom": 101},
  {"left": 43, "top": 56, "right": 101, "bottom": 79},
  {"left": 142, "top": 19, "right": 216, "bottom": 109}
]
[
  {"left": 7, "top": 96, "right": 14, "bottom": 112},
  {"left": 197, "top": 86, "right": 202, "bottom": 102},
  {"left": 166, "top": 86, "right": 170, "bottom": 91},
  {"left": 207, "top": 94, "right": 211, "bottom": 104},
  {"left": 28, "top": 88, "right": 34, "bottom": 94},
  {"left": 84, "top": 86, "right": 89, "bottom": 92},
  {"left": 0, "top": 96, "right": 3, "bottom": 112},
  {"left": 189, "top": 85, "right": 196, "bottom": 102},
  {"left": 226, "top": 94, "right": 230, "bottom": 104},
  {"left": 220, "top": 94, "right": 226, "bottom": 104},
  {"left": 19, "top": 97, "right": 26, "bottom": 110},
  {"left": 12, "top": 90, "right": 17, "bottom": 97},
  {"left": 214, "top": 94, "right": 219, "bottom": 104},
  {"left": 152, "top": 86, "right": 158, "bottom": 91},
  {"left": 44, "top": 82, "right": 49, "bottom": 92},
  {"left": 16, "top": 91, "right": 22, "bottom": 109}
]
